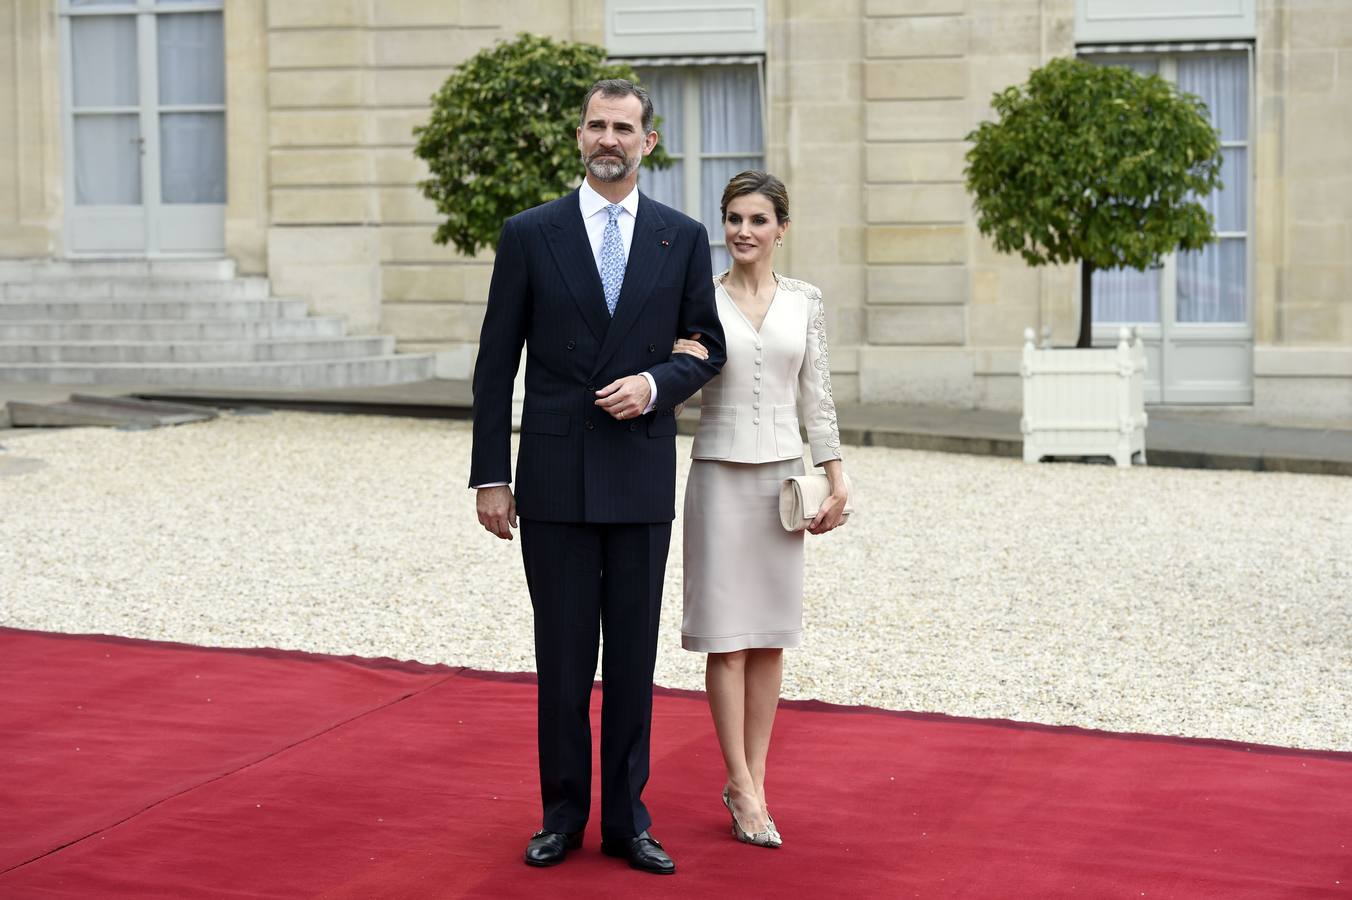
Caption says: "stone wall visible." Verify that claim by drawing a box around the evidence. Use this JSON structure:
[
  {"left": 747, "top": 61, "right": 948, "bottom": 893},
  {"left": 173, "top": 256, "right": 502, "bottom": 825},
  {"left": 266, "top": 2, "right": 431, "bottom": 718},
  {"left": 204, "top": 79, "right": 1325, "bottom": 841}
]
[
  {"left": 224, "top": 0, "right": 269, "bottom": 275},
  {"left": 857, "top": 0, "right": 1074, "bottom": 408},
  {"left": 0, "top": 0, "right": 61, "bottom": 258},
  {"left": 765, "top": 0, "right": 865, "bottom": 402},
  {"left": 256, "top": 0, "right": 596, "bottom": 378},
  {"left": 1266, "top": 0, "right": 1352, "bottom": 346},
  {"left": 1250, "top": 0, "right": 1352, "bottom": 422},
  {"left": 859, "top": 0, "right": 973, "bottom": 407}
]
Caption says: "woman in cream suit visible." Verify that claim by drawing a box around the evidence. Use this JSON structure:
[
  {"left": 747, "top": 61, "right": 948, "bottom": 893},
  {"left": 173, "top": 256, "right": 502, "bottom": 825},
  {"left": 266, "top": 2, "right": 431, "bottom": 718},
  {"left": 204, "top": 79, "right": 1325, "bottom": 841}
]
[{"left": 672, "top": 171, "right": 848, "bottom": 849}]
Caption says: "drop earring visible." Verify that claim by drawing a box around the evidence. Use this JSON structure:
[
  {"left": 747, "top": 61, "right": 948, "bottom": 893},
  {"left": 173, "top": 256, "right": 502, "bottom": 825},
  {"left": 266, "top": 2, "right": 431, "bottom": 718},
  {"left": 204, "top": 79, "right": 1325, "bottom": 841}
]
[{"left": 775, "top": 236, "right": 784, "bottom": 247}]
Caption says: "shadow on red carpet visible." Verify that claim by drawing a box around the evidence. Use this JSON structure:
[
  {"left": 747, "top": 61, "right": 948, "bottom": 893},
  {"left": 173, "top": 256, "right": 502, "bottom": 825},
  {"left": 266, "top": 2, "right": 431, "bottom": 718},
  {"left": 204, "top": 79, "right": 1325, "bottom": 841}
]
[{"left": 1, "top": 627, "right": 1348, "bottom": 899}]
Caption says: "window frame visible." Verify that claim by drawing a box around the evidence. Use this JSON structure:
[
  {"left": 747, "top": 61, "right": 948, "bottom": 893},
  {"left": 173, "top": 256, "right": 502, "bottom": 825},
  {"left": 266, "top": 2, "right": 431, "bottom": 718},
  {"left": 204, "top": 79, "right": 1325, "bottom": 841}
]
[
  {"left": 1079, "top": 44, "right": 1255, "bottom": 338},
  {"left": 62, "top": 0, "right": 224, "bottom": 14},
  {"left": 58, "top": 0, "right": 227, "bottom": 255},
  {"left": 631, "top": 59, "right": 768, "bottom": 266}
]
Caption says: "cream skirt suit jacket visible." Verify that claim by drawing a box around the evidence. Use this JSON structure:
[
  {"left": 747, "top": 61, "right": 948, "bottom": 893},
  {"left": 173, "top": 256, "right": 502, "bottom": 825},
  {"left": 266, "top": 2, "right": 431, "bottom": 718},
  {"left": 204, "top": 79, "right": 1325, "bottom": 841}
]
[{"left": 681, "top": 273, "right": 842, "bottom": 652}]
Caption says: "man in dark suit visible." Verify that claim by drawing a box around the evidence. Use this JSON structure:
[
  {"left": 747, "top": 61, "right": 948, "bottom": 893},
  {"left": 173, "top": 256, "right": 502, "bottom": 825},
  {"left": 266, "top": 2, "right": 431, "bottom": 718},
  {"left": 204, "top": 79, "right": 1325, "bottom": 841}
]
[{"left": 469, "top": 78, "right": 726, "bottom": 875}]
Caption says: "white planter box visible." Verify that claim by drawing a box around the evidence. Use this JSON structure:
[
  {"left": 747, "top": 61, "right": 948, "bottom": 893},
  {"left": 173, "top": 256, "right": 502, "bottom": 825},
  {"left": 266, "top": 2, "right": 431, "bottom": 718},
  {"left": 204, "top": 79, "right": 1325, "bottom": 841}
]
[{"left": 1021, "top": 327, "right": 1148, "bottom": 468}]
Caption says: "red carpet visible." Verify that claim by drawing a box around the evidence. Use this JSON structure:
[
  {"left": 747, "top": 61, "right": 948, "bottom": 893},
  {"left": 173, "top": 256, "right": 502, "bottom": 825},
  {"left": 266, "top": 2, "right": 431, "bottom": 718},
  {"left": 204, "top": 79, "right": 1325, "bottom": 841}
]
[{"left": 1, "top": 627, "right": 1348, "bottom": 899}]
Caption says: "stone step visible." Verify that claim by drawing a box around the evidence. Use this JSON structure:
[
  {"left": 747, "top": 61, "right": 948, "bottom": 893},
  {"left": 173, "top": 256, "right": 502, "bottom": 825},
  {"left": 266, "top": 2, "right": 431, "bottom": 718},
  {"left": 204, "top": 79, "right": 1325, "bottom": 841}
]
[
  {"left": 6, "top": 394, "right": 219, "bottom": 428},
  {"left": 0, "top": 354, "right": 437, "bottom": 388},
  {"left": 0, "top": 258, "right": 237, "bottom": 283},
  {"left": 0, "top": 299, "right": 308, "bottom": 321},
  {"left": 0, "top": 257, "right": 421, "bottom": 390},
  {"left": 0, "top": 276, "right": 269, "bottom": 300},
  {"left": 0, "top": 336, "right": 394, "bottom": 364},
  {"left": 0, "top": 318, "right": 348, "bottom": 341}
]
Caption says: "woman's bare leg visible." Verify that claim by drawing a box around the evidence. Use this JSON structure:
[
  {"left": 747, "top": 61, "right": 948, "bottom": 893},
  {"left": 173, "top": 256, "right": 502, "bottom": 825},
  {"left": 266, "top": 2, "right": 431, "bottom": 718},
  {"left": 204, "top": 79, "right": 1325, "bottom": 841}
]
[
  {"left": 743, "top": 648, "right": 784, "bottom": 815},
  {"left": 706, "top": 649, "right": 771, "bottom": 834}
]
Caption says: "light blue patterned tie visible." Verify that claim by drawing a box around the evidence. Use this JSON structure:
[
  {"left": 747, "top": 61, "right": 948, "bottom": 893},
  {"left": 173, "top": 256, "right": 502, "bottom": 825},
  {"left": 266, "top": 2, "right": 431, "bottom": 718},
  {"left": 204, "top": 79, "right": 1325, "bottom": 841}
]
[{"left": 599, "top": 203, "right": 625, "bottom": 317}]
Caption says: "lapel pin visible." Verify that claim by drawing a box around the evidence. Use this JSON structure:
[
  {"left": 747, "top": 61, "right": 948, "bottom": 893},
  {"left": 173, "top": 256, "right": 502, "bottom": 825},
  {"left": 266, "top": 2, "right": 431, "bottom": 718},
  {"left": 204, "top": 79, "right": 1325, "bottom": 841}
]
[{"left": 660, "top": 240, "right": 669, "bottom": 247}]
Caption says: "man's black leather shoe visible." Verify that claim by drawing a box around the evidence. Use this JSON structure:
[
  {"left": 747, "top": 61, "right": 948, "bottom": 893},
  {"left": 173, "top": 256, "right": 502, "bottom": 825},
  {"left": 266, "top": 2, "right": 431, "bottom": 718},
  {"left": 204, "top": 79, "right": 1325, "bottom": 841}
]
[
  {"left": 600, "top": 829, "right": 675, "bottom": 875},
  {"left": 523, "top": 830, "right": 583, "bottom": 867}
]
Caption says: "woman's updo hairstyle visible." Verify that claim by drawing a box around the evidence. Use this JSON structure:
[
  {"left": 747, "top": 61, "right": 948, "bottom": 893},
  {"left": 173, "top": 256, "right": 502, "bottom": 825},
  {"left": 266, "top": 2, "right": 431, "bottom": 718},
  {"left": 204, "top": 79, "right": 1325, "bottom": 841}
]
[{"left": 720, "top": 170, "right": 790, "bottom": 224}]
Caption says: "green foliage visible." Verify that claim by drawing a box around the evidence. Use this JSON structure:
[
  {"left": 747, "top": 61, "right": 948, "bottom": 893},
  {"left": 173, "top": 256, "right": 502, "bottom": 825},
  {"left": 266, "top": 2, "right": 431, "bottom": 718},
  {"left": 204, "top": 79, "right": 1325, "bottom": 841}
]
[
  {"left": 413, "top": 33, "right": 672, "bottom": 256},
  {"left": 964, "top": 57, "right": 1223, "bottom": 272}
]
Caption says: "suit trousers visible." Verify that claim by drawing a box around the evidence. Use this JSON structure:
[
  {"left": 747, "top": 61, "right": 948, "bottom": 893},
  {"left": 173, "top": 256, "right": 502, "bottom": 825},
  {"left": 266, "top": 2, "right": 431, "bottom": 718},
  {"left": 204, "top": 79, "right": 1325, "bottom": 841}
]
[{"left": 519, "top": 517, "right": 672, "bottom": 840}]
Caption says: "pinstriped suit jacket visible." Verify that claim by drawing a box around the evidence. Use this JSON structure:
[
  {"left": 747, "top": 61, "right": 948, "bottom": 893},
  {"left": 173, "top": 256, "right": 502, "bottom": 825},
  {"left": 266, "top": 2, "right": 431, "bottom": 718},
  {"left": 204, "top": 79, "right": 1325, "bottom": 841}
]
[{"left": 469, "top": 188, "right": 727, "bottom": 523}]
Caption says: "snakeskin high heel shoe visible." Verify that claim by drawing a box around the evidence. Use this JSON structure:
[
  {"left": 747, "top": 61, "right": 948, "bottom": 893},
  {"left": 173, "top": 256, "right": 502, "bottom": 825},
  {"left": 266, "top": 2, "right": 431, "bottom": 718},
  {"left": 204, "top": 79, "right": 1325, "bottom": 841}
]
[{"left": 722, "top": 785, "right": 782, "bottom": 848}]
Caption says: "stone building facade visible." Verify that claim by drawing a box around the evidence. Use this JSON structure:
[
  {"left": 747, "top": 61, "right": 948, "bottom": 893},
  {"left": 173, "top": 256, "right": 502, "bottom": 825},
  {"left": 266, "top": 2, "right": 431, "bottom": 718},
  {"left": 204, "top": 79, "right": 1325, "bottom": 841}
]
[{"left": 0, "top": 0, "right": 1347, "bottom": 423}]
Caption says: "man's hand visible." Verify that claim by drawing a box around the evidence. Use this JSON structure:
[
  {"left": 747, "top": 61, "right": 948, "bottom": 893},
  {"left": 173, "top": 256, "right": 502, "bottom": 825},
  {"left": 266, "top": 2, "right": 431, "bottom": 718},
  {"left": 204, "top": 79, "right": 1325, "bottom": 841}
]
[
  {"left": 477, "top": 485, "right": 517, "bottom": 540},
  {"left": 595, "top": 375, "right": 652, "bottom": 421}
]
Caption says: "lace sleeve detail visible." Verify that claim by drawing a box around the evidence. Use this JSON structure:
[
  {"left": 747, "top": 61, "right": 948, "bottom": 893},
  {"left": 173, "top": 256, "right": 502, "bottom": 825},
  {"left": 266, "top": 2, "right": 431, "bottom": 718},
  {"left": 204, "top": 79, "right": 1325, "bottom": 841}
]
[
  {"left": 810, "top": 291, "right": 841, "bottom": 452},
  {"left": 787, "top": 278, "right": 841, "bottom": 463}
]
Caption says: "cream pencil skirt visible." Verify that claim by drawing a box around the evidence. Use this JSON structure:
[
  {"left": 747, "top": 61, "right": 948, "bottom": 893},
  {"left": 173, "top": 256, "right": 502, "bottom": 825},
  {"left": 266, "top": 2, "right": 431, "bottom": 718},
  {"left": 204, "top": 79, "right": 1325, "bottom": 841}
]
[{"left": 681, "top": 457, "right": 806, "bottom": 653}]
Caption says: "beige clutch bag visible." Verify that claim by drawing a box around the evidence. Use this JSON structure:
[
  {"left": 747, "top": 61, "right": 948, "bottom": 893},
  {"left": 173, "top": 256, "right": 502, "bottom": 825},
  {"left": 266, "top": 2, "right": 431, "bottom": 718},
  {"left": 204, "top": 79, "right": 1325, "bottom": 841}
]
[{"left": 779, "top": 473, "right": 853, "bottom": 532}]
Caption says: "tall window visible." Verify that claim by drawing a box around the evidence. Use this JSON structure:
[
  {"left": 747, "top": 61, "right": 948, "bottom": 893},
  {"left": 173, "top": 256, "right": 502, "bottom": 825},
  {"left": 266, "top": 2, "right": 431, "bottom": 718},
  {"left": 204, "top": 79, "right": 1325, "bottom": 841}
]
[
  {"left": 1176, "top": 54, "right": 1248, "bottom": 324},
  {"left": 60, "top": 0, "right": 227, "bottom": 255},
  {"left": 1087, "top": 51, "right": 1250, "bottom": 327},
  {"left": 636, "top": 64, "right": 765, "bottom": 273}
]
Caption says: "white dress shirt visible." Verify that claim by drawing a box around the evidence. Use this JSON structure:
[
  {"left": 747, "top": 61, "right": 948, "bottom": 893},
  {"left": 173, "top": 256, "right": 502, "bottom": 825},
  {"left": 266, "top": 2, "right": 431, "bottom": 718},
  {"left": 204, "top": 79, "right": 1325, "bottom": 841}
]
[
  {"left": 578, "top": 178, "right": 638, "bottom": 265},
  {"left": 578, "top": 180, "right": 657, "bottom": 412}
]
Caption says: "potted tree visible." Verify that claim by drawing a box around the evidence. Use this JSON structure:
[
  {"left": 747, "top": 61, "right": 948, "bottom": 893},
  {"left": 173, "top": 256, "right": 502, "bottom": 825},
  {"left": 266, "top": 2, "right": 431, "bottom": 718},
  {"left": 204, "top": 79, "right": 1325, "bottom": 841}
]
[
  {"left": 964, "top": 57, "right": 1223, "bottom": 466},
  {"left": 413, "top": 33, "right": 671, "bottom": 425}
]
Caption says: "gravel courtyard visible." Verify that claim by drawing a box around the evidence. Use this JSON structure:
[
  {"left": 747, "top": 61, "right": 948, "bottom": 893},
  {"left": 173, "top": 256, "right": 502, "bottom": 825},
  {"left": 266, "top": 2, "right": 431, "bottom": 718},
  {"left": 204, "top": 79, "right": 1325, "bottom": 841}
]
[{"left": 2, "top": 411, "right": 1348, "bottom": 752}]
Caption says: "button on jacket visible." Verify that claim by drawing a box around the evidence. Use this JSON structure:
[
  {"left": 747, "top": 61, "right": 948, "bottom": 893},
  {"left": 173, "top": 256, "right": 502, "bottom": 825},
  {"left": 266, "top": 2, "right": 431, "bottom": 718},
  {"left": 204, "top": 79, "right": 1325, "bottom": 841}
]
[{"left": 692, "top": 274, "right": 842, "bottom": 467}]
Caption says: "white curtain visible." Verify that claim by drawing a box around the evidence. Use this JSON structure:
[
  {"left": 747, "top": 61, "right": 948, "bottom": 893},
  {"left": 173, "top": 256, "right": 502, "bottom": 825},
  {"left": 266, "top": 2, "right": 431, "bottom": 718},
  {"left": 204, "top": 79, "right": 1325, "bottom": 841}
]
[
  {"left": 1178, "top": 239, "right": 1245, "bottom": 324},
  {"left": 157, "top": 12, "right": 224, "bottom": 106},
  {"left": 1210, "top": 146, "right": 1247, "bottom": 233},
  {"left": 1178, "top": 55, "right": 1247, "bottom": 142},
  {"left": 700, "top": 66, "right": 763, "bottom": 275},
  {"left": 1088, "top": 57, "right": 1160, "bottom": 323},
  {"left": 75, "top": 115, "right": 141, "bottom": 205},
  {"left": 700, "top": 65, "right": 763, "bottom": 153},
  {"left": 72, "top": 15, "right": 137, "bottom": 107},
  {"left": 156, "top": 12, "right": 225, "bottom": 203},
  {"left": 1176, "top": 54, "right": 1248, "bottom": 323},
  {"left": 636, "top": 69, "right": 684, "bottom": 213},
  {"left": 1093, "top": 265, "right": 1160, "bottom": 324},
  {"left": 160, "top": 113, "right": 225, "bottom": 203},
  {"left": 71, "top": 16, "right": 140, "bottom": 205}
]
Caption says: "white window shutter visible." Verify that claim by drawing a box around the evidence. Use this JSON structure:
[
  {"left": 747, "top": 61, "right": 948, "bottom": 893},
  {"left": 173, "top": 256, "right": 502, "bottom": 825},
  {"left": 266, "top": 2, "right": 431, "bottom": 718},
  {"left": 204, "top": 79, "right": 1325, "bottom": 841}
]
[
  {"left": 1075, "top": 0, "right": 1255, "bottom": 43},
  {"left": 606, "top": 0, "right": 766, "bottom": 56}
]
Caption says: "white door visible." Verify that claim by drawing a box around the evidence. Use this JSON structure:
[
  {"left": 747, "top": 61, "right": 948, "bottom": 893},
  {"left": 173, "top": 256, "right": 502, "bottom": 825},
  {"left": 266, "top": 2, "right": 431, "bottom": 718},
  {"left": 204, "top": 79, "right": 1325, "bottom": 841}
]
[
  {"left": 1088, "top": 50, "right": 1254, "bottom": 404},
  {"left": 60, "top": 0, "right": 226, "bottom": 256}
]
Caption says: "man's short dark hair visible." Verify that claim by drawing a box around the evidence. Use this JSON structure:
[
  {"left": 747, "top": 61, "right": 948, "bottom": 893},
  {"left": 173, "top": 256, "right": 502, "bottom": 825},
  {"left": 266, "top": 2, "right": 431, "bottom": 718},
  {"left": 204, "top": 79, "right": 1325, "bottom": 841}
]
[{"left": 579, "top": 78, "right": 655, "bottom": 135}]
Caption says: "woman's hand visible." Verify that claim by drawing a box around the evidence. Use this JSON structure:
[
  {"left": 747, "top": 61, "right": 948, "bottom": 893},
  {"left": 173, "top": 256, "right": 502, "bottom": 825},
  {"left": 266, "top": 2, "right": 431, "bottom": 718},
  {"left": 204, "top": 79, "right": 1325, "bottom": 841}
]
[
  {"left": 809, "top": 459, "right": 848, "bottom": 534},
  {"left": 808, "top": 490, "right": 848, "bottom": 534},
  {"left": 672, "top": 333, "right": 708, "bottom": 360}
]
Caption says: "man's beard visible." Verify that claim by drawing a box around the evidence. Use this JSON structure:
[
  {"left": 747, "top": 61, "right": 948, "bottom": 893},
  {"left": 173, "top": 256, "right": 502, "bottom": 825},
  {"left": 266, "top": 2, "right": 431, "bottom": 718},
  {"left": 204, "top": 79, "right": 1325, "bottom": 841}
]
[{"left": 584, "top": 148, "right": 638, "bottom": 182}]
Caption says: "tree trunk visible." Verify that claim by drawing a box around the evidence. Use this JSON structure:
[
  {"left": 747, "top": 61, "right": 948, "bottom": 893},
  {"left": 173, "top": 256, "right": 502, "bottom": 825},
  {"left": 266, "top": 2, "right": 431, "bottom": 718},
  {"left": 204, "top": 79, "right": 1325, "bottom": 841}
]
[{"left": 1077, "top": 260, "right": 1095, "bottom": 349}]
